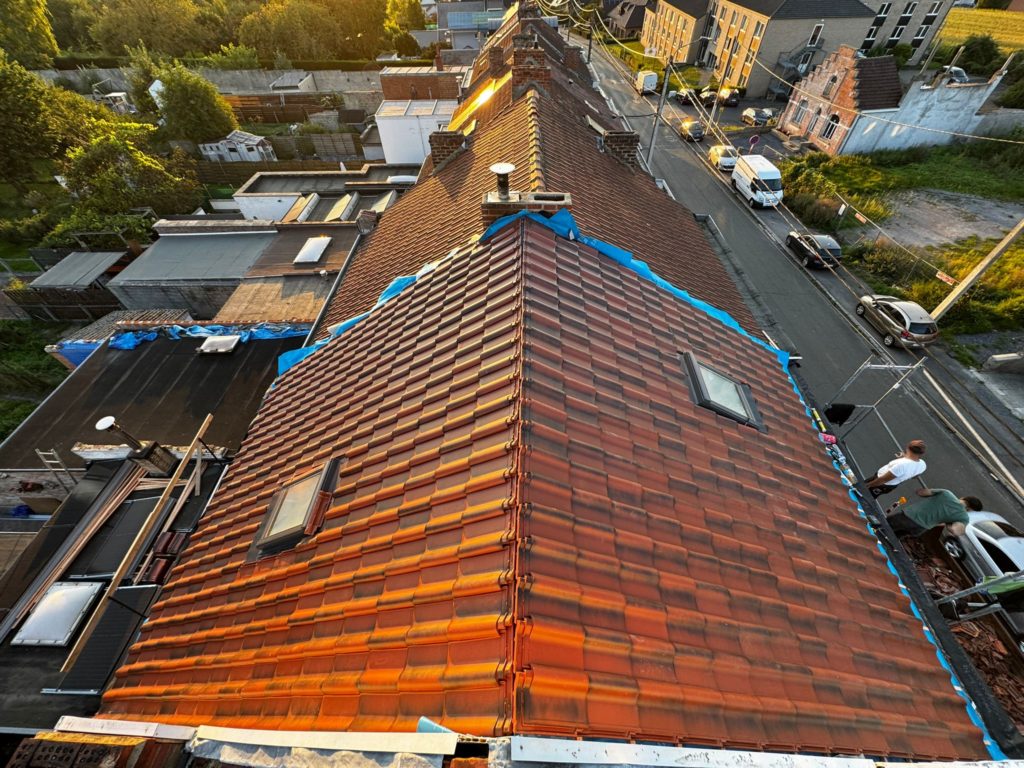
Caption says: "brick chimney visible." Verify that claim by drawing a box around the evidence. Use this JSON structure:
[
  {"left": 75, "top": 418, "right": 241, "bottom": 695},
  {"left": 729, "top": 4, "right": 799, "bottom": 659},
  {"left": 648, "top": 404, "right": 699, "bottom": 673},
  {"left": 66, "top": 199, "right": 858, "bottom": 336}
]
[
  {"left": 356, "top": 209, "right": 379, "bottom": 234},
  {"left": 511, "top": 37, "right": 551, "bottom": 91},
  {"left": 429, "top": 130, "right": 465, "bottom": 167},
  {"left": 487, "top": 45, "right": 506, "bottom": 77},
  {"left": 603, "top": 131, "right": 640, "bottom": 169},
  {"left": 480, "top": 162, "right": 572, "bottom": 228},
  {"left": 563, "top": 46, "right": 586, "bottom": 74},
  {"left": 435, "top": 50, "right": 444, "bottom": 72}
]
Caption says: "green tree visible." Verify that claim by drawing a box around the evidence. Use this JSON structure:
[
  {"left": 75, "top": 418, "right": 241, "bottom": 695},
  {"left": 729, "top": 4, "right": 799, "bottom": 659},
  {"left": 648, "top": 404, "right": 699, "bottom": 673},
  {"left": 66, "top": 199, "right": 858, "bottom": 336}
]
[
  {"left": 328, "top": 0, "right": 388, "bottom": 57},
  {"left": 0, "top": 52, "right": 51, "bottom": 190},
  {"left": 393, "top": 31, "right": 421, "bottom": 57},
  {"left": 47, "top": 0, "right": 99, "bottom": 51},
  {"left": 386, "top": 0, "right": 425, "bottom": 31},
  {"left": 125, "top": 44, "right": 163, "bottom": 115},
  {"left": 238, "top": 0, "right": 338, "bottom": 60},
  {"left": 155, "top": 63, "right": 237, "bottom": 142},
  {"left": 201, "top": 42, "right": 260, "bottom": 68},
  {"left": 90, "top": 0, "right": 211, "bottom": 56},
  {"left": 42, "top": 209, "right": 155, "bottom": 248},
  {"left": 63, "top": 134, "right": 202, "bottom": 215},
  {"left": 0, "top": 0, "right": 59, "bottom": 67}
]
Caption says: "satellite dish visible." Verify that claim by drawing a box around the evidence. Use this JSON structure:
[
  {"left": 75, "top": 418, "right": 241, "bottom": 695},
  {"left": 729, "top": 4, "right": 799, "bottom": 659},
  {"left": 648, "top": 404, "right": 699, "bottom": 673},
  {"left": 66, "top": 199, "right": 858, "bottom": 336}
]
[{"left": 95, "top": 416, "right": 116, "bottom": 432}]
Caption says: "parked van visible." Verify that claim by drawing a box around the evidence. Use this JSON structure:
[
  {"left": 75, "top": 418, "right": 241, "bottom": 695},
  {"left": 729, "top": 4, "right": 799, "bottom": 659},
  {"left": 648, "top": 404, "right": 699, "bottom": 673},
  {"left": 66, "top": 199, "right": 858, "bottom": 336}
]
[
  {"left": 731, "top": 154, "right": 784, "bottom": 208},
  {"left": 634, "top": 70, "right": 658, "bottom": 95}
]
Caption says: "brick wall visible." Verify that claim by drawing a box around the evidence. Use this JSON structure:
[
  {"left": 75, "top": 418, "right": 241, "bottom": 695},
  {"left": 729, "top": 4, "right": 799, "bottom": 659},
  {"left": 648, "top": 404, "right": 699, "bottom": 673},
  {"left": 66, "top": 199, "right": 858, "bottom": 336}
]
[
  {"left": 380, "top": 71, "right": 462, "bottom": 100},
  {"left": 603, "top": 131, "right": 640, "bottom": 169},
  {"left": 778, "top": 46, "right": 856, "bottom": 155},
  {"left": 429, "top": 130, "right": 465, "bottom": 166}
]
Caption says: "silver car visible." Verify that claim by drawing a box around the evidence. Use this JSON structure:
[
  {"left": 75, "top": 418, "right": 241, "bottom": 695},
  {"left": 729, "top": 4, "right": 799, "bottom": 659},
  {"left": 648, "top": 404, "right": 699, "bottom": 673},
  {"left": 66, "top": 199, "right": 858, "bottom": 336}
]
[
  {"left": 709, "top": 145, "right": 738, "bottom": 171},
  {"left": 944, "top": 511, "right": 1024, "bottom": 651},
  {"left": 855, "top": 294, "right": 939, "bottom": 348}
]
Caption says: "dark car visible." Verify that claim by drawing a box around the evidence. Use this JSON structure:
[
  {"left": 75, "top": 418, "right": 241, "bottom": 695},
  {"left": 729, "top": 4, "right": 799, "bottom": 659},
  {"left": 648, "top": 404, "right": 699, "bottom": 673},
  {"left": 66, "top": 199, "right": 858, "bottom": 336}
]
[
  {"left": 785, "top": 231, "right": 842, "bottom": 269},
  {"left": 699, "top": 87, "right": 739, "bottom": 107},
  {"left": 855, "top": 294, "right": 939, "bottom": 348},
  {"left": 679, "top": 119, "right": 704, "bottom": 142}
]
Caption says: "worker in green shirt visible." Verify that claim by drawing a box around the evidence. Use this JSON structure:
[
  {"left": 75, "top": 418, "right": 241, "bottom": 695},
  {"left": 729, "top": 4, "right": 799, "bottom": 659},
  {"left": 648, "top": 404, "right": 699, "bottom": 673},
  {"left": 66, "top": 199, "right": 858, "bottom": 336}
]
[{"left": 886, "top": 487, "right": 983, "bottom": 538}]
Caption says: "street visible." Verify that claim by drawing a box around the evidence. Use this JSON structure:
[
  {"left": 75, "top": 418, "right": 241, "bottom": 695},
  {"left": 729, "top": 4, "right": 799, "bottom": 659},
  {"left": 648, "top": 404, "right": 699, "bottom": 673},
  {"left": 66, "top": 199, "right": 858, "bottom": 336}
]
[{"left": 582, "top": 36, "right": 1024, "bottom": 527}]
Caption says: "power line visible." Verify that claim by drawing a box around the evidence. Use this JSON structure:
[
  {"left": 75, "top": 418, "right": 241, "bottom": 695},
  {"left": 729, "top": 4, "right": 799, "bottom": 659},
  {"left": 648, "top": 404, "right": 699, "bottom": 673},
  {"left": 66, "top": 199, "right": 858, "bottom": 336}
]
[{"left": 749, "top": 54, "right": 1024, "bottom": 146}]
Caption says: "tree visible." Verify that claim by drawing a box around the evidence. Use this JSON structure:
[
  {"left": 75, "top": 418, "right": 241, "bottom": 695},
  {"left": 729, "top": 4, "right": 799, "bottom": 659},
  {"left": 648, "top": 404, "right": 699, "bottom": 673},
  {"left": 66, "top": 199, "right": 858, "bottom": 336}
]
[
  {"left": 238, "top": 0, "right": 339, "bottom": 60},
  {"left": 201, "top": 42, "right": 260, "bottom": 69},
  {"left": 0, "top": 52, "right": 51, "bottom": 190},
  {"left": 47, "top": 0, "right": 99, "bottom": 52},
  {"left": 90, "top": 0, "right": 211, "bottom": 57},
  {"left": 155, "top": 63, "right": 237, "bottom": 143},
  {"left": 63, "top": 134, "right": 202, "bottom": 215},
  {"left": 125, "top": 44, "right": 163, "bottom": 116},
  {"left": 956, "top": 34, "right": 1004, "bottom": 75},
  {"left": 386, "top": 0, "right": 426, "bottom": 31},
  {"left": 393, "top": 31, "right": 421, "bottom": 57},
  {"left": 0, "top": 0, "right": 59, "bottom": 67}
]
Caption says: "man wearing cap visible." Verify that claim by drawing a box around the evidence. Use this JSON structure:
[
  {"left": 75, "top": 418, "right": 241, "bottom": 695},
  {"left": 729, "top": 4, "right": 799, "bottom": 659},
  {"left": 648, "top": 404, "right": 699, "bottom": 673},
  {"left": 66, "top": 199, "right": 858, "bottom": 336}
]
[
  {"left": 864, "top": 440, "right": 926, "bottom": 497},
  {"left": 886, "top": 487, "right": 983, "bottom": 538}
]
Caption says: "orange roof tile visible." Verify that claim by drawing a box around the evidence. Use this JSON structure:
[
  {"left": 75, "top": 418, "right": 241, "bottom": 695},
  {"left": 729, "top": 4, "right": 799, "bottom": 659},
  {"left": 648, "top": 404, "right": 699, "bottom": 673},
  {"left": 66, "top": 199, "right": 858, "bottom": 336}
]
[{"left": 103, "top": 218, "right": 986, "bottom": 759}]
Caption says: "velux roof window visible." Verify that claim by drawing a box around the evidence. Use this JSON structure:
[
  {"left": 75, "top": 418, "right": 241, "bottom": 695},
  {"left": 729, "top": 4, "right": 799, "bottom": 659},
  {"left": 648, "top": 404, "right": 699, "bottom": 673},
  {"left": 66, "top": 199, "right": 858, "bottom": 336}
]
[
  {"left": 682, "top": 352, "right": 763, "bottom": 429},
  {"left": 254, "top": 458, "right": 342, "bottom": 555}
]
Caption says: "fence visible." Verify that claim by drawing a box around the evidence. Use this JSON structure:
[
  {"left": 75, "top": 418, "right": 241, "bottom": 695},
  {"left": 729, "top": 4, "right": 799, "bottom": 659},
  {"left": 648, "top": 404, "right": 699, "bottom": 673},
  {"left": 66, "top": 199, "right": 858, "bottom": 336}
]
[
  {"left": 196, "top": 159, "right": 342, "bottom": 185},
  {"left": 268, "top": 134, "right": 361, "bottom": 161},
  {"left": 224, "top": 95, "right": 366, "bottom": 125},
  {"left": 2, "top": 286, "right": 122, "bottom": 322}
]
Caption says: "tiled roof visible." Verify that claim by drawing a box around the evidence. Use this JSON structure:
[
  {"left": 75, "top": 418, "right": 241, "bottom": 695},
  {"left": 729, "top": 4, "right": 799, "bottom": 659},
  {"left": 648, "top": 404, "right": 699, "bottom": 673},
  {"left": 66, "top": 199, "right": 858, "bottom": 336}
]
[
  {"left": 854, "top": 55, "right": 903, "bottom": 110},
  {"left": 102, "top": 218, "right": 986, "bottom": 759},
  {"left": 321, "top": 82, "right": 757, "bottom": 335},
  {"left": 608, "top": 1, "right": 647, "bottom": 29}
]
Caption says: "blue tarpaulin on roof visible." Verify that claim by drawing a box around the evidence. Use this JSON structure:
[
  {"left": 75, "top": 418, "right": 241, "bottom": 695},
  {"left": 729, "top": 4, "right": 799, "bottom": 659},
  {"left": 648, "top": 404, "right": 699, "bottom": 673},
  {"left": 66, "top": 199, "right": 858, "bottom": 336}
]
[
  {"left": 107, "top": 324, "right": 308, "bottom": 352},
  {"left": 54, "top": 341, "right": 102, "bottom": 367}
]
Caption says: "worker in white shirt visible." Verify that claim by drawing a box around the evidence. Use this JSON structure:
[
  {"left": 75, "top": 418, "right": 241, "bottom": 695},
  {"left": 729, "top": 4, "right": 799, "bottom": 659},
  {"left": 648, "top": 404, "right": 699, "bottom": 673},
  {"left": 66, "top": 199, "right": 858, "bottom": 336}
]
[{"left": 864, "top": 439, "right": 926, "bottom": 498}]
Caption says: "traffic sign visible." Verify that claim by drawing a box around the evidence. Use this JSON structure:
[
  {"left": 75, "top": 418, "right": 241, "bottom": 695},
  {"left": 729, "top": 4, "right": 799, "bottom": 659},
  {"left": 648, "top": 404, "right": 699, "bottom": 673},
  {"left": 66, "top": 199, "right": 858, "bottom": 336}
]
[
  {"left": 748, "top": 134, "right": 760, "bottom": 147},
  {"left": 936, "top": 270, "right": 957, "bottom": 286}
]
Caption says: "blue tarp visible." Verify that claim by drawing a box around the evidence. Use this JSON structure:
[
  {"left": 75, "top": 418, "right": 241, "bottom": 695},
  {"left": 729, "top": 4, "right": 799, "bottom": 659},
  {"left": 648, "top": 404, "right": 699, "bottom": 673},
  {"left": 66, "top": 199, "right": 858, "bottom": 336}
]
[
  {"left": 54, "top": 341, "right": 102, "bottom": 367},
  {"left": 107, "top": 324, "right": 308, "bottom": 353}
]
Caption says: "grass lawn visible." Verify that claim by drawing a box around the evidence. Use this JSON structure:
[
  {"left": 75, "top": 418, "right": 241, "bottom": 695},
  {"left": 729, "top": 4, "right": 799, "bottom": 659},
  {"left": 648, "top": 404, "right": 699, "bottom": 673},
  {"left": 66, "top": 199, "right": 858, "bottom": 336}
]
[
  {"left": 603, "top": 39, "right": 704, "bottom": 89},
  {"left": 938, "top": 7, "right": 1024, "bottom": 51}
]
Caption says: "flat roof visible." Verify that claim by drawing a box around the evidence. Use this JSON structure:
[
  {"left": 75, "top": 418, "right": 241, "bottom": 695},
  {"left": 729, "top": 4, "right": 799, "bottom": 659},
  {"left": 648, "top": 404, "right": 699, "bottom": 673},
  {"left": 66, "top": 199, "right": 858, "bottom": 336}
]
[
  {"left": 245, "top": 226, "right": 358, "bottom": 277},
  {"left": 380, "top": 66, "right": 469, "bottom": 75},
  {"left": 214, "top": 276, "right": 336, "bottom": 324},
  {"left": 109, "top": 232, "right": 275, "bottom": 283},
  {"left": 0, "top": 334, "right": 303, "bottom": 469},
  {"left": 377, "top": 99, "right": 459, "bottom": 118},
  {"left": 30, "top": 252, "right": 125, "bottom": 289},
  {"left": 238, "top": 166, "right": 423, "bottom": 195}
]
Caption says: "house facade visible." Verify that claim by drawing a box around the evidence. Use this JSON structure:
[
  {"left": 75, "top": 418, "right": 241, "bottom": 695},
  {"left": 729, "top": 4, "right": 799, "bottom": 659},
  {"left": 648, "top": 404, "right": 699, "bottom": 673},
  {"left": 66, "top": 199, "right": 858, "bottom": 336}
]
[
  {"left": 639, "top": 0, "right": 712, "bottom": 64},
  {"left": 858, "top": 0, "right": 951, "bottom": 61},
  {"left": 702, "top": 0, "right": 875, "bottom": 98},
  {"left": 607, "top": 0, "right": 649, "bottom": 38}
]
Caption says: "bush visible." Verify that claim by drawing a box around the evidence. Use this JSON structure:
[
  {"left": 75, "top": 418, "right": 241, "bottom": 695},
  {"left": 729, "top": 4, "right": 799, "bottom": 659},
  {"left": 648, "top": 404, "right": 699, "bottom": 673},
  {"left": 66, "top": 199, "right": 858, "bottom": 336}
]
[{"left": 0, "top": 212, "right": 56, "bottom": 243}]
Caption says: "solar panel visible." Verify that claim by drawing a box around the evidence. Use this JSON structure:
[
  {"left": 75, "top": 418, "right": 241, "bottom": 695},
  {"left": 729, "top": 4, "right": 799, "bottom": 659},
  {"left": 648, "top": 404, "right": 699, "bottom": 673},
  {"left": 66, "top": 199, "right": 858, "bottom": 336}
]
[{"left": 12, "top": 581, "right": 103, "bottom": 646}]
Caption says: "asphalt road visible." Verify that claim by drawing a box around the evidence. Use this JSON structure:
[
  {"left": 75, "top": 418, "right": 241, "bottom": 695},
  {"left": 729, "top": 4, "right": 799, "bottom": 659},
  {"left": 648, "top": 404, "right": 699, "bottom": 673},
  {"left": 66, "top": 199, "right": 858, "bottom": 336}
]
[{"left": 582, "top": 37, "right": 1024, "bottom": 527}]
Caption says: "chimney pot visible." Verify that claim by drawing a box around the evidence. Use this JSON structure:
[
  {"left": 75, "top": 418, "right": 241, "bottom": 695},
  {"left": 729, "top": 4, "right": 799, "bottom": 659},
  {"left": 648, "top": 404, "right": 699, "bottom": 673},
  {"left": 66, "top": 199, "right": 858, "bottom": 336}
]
[{"left": 490, "top": 162, "right": 515, "bottom": 200}]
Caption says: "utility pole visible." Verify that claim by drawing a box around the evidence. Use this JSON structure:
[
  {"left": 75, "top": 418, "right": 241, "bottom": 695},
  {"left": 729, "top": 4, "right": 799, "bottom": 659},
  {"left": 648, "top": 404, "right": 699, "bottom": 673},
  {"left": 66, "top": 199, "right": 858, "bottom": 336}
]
[
  {"left": 588, "top": 23, "right": 594, "bottom": 63},
  {"left": 932, "top": 218, "right": 1024, "bottom": 320},
  {"left": 645, "top": 56, "right": 672, "bottom": 167}
]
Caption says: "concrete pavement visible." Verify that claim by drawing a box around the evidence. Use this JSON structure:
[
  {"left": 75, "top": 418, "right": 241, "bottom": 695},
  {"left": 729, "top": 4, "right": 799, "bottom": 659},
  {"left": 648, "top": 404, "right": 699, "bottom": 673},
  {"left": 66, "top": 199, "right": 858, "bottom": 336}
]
[{"left": 582, "top": 36, "right": 1024, "bottom": 527}]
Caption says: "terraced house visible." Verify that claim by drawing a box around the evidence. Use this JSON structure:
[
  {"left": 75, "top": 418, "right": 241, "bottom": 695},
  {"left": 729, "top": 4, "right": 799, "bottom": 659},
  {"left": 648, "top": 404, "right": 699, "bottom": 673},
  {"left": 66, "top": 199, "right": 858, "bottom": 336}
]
[{"left": 3, "top": 2, "right": 1023, "bottom": 767}]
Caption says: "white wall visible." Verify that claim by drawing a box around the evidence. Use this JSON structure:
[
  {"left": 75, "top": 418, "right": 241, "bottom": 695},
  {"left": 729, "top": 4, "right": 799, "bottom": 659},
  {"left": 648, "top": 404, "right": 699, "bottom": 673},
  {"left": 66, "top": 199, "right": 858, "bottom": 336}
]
[
  {"left": 376, "top": 112, "right": 454, "bottom": 164},
  {"left": 842, "top": 79, "right": 1003, "bottom": 154},
  {"left": 234, "top": 195, "right": 301, "bottom": 221}
]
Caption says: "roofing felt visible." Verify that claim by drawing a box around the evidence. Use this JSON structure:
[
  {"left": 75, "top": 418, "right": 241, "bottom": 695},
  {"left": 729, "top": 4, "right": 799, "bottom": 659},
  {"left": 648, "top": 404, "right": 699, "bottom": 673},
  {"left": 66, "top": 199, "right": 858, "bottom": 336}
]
[
  {"left": 59, "top": 310, "right": 194, "bottom": 343},
  {"left": 30, "top": 251, "right": 125, "bottom": 289},
  {"left": 102, "top": 219, "right": 986, "bottom": 759},
  {"left": 727, "top": 0, "right": 874, "bottom": 18},
  {"left": 0, "top": 335, "right": 302, "bottom": 469},
  {"left": 109, "top": 233, "right": 275, "bottom": 284},
  {"left": 855, "top": 55, "right": 903, "bottom": 110},
  {"left": 244, "top": 227, "right": 358, "bottom": 278},
  {"left": 321, "top": 83, "right": 757, "bottom": 334},
  {"left": 213, "top": 276, "right": 338, "bottom": 324}
]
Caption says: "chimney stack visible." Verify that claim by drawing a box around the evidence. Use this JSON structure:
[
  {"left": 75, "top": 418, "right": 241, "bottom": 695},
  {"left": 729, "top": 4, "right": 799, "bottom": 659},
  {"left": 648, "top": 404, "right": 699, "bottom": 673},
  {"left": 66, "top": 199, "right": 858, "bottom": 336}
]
[
  {"left": 356, "top": 209, "right": 379, "bottom": 234},
  {"left": 602, "top": 131, "right": 641, "bottom": 169},
  {"left": 480, "top": 163, "right": 572, "bottom": 227},
  {"left": 487, "top": 45, "right": 506, "bottom": 76},
  {"left": 429, "top": 129, "right": 465, "bottom": 168}
]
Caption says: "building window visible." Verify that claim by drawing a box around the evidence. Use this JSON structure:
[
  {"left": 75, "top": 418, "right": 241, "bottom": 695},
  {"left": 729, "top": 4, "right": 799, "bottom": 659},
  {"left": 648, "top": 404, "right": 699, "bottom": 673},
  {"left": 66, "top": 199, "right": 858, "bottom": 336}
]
[
  {"left": 865, "top": 24, "right": 879, "bottom": 41},
  {"left": 738, "top": 72, "right": 748, "bottom": 87},
  {"left": 254, "top": 458, "right": 342, "bottom": 555},
  {"left": 889, "top": 25, "right": 906, "bottom": 40},
  {"left": 822, "top": 74, "right": 838, "bottom": 97},
  {"left": 753, "top": 20, "right": 765, "bottom": 38},
  {"left": 911, "top": 23, "right": 930, "bottom": 46},
  {"left": 740, "top": 15, "right": 747, "bottom": 31},
  {"left": 682, "top": 353, "right": 763, "bottom": 429},
  {"left": 903, "top": 1, "right": 918, "bottom": 12},
  {"left": 875, "top": 2, "right": 891, "bottom": 21},
  {"left": 793, "top": 98, "right": 808, "bottom": 123},
  {"left": 808, "top": 107, "right": 822, "bottom": 134},
  {"left": 798, "top": 50, "right": 814, "bottom": 74},
  {"left": 928, "top": 0, "right": 941, "bottom": 13},
  {"left": 808, "top": 23, "right": 823, "bottom": 47},
  {"left": 730, "top": 9, "right": 737, "bottom": 26},
  {"left": 821, "top": 114, "right": 840, "bottom": 140}
]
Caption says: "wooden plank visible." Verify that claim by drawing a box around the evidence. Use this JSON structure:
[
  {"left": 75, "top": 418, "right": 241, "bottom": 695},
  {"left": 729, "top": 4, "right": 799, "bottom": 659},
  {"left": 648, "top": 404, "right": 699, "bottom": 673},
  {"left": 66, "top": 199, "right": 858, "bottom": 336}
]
[{"left": 61, "top": 414, "right": 213, "bottom": 673}]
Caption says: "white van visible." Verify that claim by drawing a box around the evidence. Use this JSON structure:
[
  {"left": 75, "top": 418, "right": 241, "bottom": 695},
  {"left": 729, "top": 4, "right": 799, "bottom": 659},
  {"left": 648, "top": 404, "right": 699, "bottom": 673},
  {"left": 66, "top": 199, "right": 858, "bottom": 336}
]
[
  {"left": 634, "top": 70, "right": 658, "bottom": 95},
  {"left": 731, "top": 154, "right": 784, "bottom": 208}
]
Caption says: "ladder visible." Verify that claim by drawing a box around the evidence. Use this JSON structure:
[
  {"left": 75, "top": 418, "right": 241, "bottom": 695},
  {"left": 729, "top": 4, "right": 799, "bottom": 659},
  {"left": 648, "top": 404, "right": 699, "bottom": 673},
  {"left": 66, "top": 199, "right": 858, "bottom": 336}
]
[{"left": 35, "top": 449, "right": 76, "bottom": 492}]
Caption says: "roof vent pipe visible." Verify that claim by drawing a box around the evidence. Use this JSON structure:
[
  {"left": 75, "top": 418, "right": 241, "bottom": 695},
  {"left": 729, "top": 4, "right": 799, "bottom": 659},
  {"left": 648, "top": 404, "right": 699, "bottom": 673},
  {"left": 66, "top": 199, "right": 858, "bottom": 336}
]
[
  {"left": 95, "top": 416, "right": 144, "bottom": 452},
  {"left": 490, "top": 163, "right": 516, "bottom": 200}
]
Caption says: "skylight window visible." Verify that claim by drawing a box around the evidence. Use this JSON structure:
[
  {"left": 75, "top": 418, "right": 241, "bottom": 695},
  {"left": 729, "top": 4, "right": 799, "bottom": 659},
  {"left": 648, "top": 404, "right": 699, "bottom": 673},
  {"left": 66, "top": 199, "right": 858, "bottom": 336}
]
[
  {"left": 682, "top": 352, "right": 763, "bottom": 429},
  {"left": 254, "top": 458, "right": 342, "bottom": 554}
]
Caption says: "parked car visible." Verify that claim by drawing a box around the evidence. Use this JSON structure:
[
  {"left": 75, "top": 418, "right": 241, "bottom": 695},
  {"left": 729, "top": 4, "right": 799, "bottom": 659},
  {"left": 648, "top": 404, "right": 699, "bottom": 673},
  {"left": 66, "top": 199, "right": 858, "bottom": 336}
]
[
  {"left": 855, "top": 295, "right": 939, "bottom": 348},
  {"left": 699, "top": 86, "right": 739, "bottom": 107},
  {"left": 674, "top": 88, "right": 698, "bottom": 105},
  {"left": 741, "top": 107, "right": 774, "bottom": 126},
  {"left": 942, "top": 511, "right": 1024, "bottom": 652},
  {"left": 709, "top": 144, "right": 738, "bottom": 171},
  {"left": 680, "top": 119, "right": 704, "bottom": 142},
  {"left": 786, "top": 231, "right": 842, "bottom": 269},
  {"left": 942, "top": 65, "right": 969, "bottom": 84},
  {"left": 731, "top": 154, "right": 783, "bottom": 208}
]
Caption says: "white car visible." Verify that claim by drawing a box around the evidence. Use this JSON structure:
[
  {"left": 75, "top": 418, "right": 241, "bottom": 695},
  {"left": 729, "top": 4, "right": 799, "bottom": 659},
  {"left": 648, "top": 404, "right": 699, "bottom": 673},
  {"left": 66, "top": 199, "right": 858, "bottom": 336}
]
[
  {"left": 944, "top": 511, "right": 1024, "bottom": 649},
  {"left": 709, "top": 145, "right": 738, "bottom": 171}
]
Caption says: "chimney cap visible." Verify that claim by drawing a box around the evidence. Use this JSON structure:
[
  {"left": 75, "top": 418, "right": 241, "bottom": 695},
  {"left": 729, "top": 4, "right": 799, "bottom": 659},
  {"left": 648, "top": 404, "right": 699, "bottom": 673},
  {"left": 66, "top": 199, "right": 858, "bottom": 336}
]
[
  {"left": 95, "top": 416, "right": 116, "bottom": 431},
  {"left": 490, "top": 162, "right": 516, "bottom": 175}
]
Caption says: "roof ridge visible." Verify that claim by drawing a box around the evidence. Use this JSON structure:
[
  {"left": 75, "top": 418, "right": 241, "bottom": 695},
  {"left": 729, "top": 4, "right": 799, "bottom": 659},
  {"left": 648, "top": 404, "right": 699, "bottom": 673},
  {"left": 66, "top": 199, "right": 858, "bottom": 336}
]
[{"left": 525, "top": 89, "right": 546, "bottom": 192}]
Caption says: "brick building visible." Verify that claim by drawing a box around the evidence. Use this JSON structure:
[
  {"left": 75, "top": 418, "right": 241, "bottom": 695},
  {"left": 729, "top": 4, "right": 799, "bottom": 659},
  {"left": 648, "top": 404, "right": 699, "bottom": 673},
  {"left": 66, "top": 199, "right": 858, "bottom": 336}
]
[
  {"left": 379, "top": 65, "right": 471, "bottom": 100},
  {"left": 639, "top": 0, "right": 713, "bottom": 64}
]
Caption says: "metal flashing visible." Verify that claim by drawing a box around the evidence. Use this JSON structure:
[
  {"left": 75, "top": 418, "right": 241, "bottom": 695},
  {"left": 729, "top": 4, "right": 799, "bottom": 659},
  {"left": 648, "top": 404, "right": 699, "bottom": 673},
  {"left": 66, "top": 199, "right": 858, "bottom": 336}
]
[
  {"left": 56, "top": 715, "right": 196, "bottom": 741},
  {"left": 192, "top": 727, "right": 459, "bottom": 754}
]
